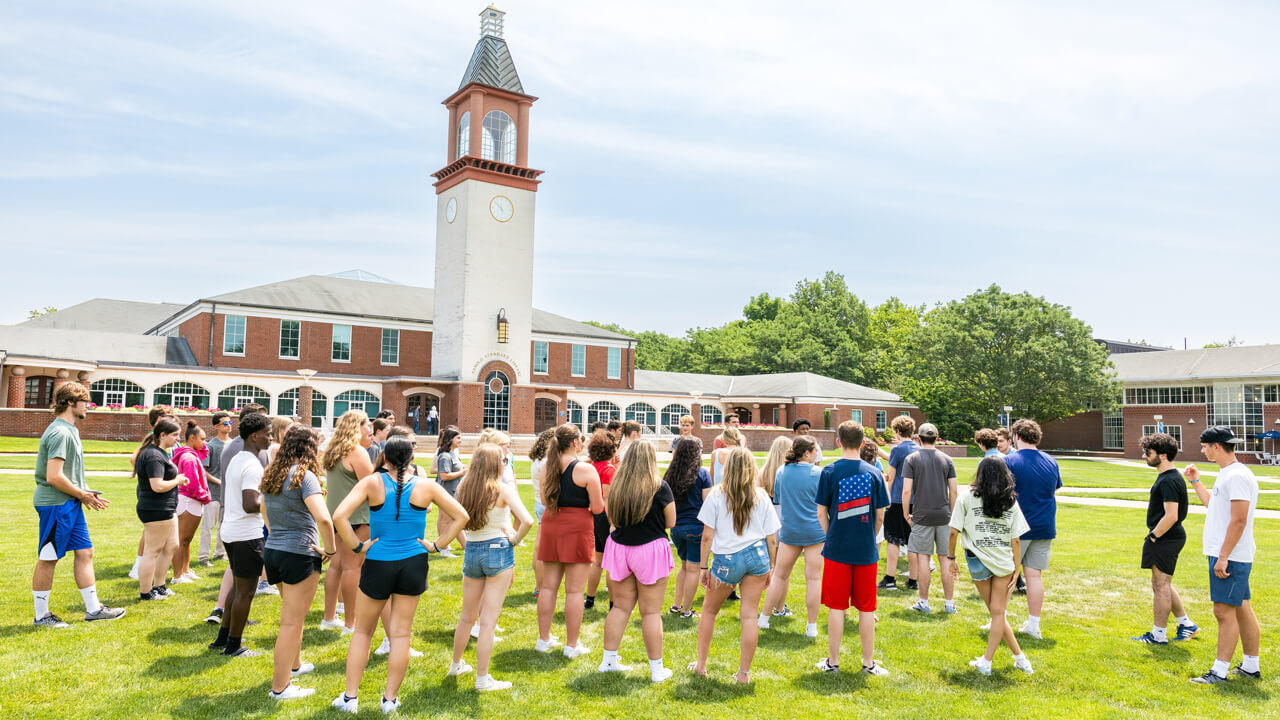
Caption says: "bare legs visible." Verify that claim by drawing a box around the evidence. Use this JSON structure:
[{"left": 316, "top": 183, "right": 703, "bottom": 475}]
[
  {"left": 537, "top": 562, "right": 589, "bottom": 647},
  {"left": 761, "top": 544, "right": 822, "bottom": 627},
  {"left": 826, "top": 607, "right": 877, "bottom": 668},
  {"left": 1151, "top": 568, "right": 1187, "bottom": 628},
  {"left": 453, "top": 569, "right": 514, "bottom": 677},
  {"left": 325, "top": 525, "right": 369, "bottom": 627},
  {"left": 1215, "top": 600, "right": 1261, "bottom": 663},
  {"left": 975, "top": 575, "right": 1022, "bottom": 662},
  {"left": 1023, "top": 566, "right": 1045, "bottom": 619},
  {"left": 138, "top": 518, "right": 178, "bottom": 595},
  {"left": 912, "top": 549, "right": 954, "bottom": 604},
  {"left": 586, "top": 551, "right": 606, "bottom": 600},
  {"left": 673, "top": 560, "right": 699, "bottom": 613},
  {"left": 173, "top": 511, "right": 202, "bottom": 579},
  {"left": 344, "top": 590, "right": 421, "bottom": 702},
  {"left": 272, "top": 571, "right": 321, "bottom": 693},
  {"left": 602, "top": 573, "right": 670, "bottom": 662},
  {"left": 694, "top": 572, "right": 767, "bottom": 682}
]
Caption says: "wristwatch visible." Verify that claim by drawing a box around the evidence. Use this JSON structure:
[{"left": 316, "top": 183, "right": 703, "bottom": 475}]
[{"left": 1147, "top": 532, "right": 1158, "bottom": 542}]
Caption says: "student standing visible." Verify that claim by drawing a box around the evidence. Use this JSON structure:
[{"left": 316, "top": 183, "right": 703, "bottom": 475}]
[
  {"left": 669, "top": 415, "right": 702, "bottom": 453},
  {"left": 1004, "top": 419, "right": 1062, "bottom": 639},
  {"left": 1186, "top": 426, "right": 1262, "bottom": 684},
  {"left": 261, "top": 426, "right": 337, "bottom": 701},
  {"left": 31, "top": 383, "right": 125, "bottom": 627},
  {"left": 901, "top": 423, "right": 959, "bottom": 615},
  {"left": 320, "top": 411, "right": 375, "bottom": 631},
  {"left": 199, "top": 412, "right": 231, "bottom": 566},
  {"left": 1130, "top": 432, "right": 1198, "bottom": 645},
  {"left": 947, "top": 457, "right": 1034, "bottom": 676},
  {"left": 433, "top": 427, "right": 467, "bottom": 557},
  {"left": 759, "top": 436, "right": 824, "bottom": 637},
  {"left": 598, "top": 443, "right": 676, "bottom": 682},
  {"left": 814, "top": 421, "right": 889, "bottom": 676},
  {"left": 974, "top": 429, "right": 1001, "bottom": 458},
  {"left": 133, "top": 418, "right": 189, "bottom": 600},
  {"left": 585, "top": 430, "right": 618, "bottom": 609},
  {"left": 878, "top": 415, "right": 918, "bottom": 590},
  {"left": 691, "top": 447, "right": 780, "bottom": 684},
  {"left": 666, "top": 437, "right": 712, "bottom": 618},
  {"left": 449, "top": 444, "right": 534, "bottom": 691},
  {"left": 426, "top": 405, "right": 439, "bottom": 435},
  {"left": 711, "top": 426, "right": 744, "bottom": 485},
  {"left": 171, "top": 421, "right": 211, "bottom": 584},
  {"left": 205, "top": 404, "right": 267, "bottom": 626}
]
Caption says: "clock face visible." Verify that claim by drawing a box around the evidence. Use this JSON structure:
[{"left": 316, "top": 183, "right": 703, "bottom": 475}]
[
  {"left": 445, "top": 197, "right": 457, "bottom": 223},
  {"left": 489, "top": 195, "right": 514, "bottom": 223}
]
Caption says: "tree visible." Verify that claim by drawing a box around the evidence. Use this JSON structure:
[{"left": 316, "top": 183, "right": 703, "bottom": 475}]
[
  {"left": 27, "top": 306, "right": 57, "bottom": 320},
  {"left": 1204, "top": 336, "right": 1243, "bottom": 348},
  {"left": 582, "top": 322, "right": 690, "bottom": 372},
  {"left": 902, "top": 285, "right": 1119, "bottom": 440}
]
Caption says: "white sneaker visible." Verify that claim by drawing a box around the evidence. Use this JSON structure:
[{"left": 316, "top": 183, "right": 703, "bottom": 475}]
[
  {"left": 563, "top": 643, "right": 590, "bottom": 659},
  {"left": 909, "top": 599, "right": 931, "bottom": 614},
  {"left": 438, "top": 547, "right": 457, "bottom": 558},
  {"left": 447, "top": 660, "right": 473, "bottom": 677},
  {"left": 374, "top": 637, "right": 423, "bottom": 657},
  {"left": 969, "top": 657, "right": 993, "bottom": 676},
  {"left": 861, "top": 660, "right": 890, "bottom": 677},
  {"left": 128, "top": 561, "right": 140, "bottom": 580},
  {"left": 1019, "top": 621, "right": 1043, "bottom": 640},
  {"left": 805, "top": 623, "right": 819, "bottom": 639},
  {"left": 470, "top": 622, "right": 507, "bottom": 638},
  {"left": 269, "top": 683, "right": 315, "bottom": 700},
  {"left": 598, "top": 658, "right": 632, "bottom": 673},
  {"left": 171, "top": 574, "right": 194, "bottom": 585},
  {"left": 944, "top": 601, "right": 957, "bottom": 615},
  {"left": 929, "top": 558, "right": 936, "bottom": 572},
  {"left": 757, "top": 615, "right": 770, "bottom": 629},
  {"left": 183, "top": 570, "right": 201, "bottom": 581},
  {"left": 475, "top": 674, "right": 512, "bottom": 692},
  {"left": 292, "top": 662, "right": 315, "bottom": 677},
  {"left": 341, "top": 625, "right": 355, "bottom": 636},
  {"left": 335, "top": 601, "right": 344, "bottom": 615},
  {"left": 979, "top": 621, "right": 992, "bottom": 631},
  {"left": 380, "top": 696, "right": 400, "bottom": 714},
  {"left": 651, "top": 666, "right": 673, "bottom": 683},
  {"left": 320, "top": 618, "right": 346, "bottom": 631},
  {"left": 255, "top": 580, "right": 279, "bottom": 596},
  {"left": 1014, "top": 656, "right": 1034, "bottom": 675},
  {"left": 332, "top": 693, "right": 358, "bottom": 713},
  {"left": 535, "top": 636, "right": 561, "bottom": 653}
]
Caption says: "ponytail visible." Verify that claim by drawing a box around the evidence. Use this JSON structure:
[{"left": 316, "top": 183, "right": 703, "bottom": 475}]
[
  {"left": 132, "top": 417, "right": 180, "bottom": 477},
  {"left": 786, "top": 436, "right": 816, "bottom": 464},
  {"left": 184, "top": 419, "right": 201, "bottom": 441},
  {"left": 542, "top": 423, "right": 579, "bottom": 514}
]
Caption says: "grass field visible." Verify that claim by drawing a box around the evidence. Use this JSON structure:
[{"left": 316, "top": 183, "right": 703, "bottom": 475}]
[
  {"left": 2, "top": 451, "right": 1276, "bottom": 719},
  {"left": 1057, "top": 489, "right": 1280, "bottom": 512},
  {"left": 0, "top": 436, "right": 137, "bottom": 454}
]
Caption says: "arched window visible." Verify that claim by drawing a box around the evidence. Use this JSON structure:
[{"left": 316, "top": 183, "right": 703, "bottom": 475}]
[
  {"left": 586, "top": 401, "right": 620, "bottom": 427},
  {"left": 154, "top": 381, "right": 211, "bottom": 410},
  {"left": 334, "top": 390, "right": 380, "bottom": 418},
  {"left": 566, "top": 399, "right": 584, "bottom": 431},
  {"left": 701, "top": 405, "right": 723, "bottom": 426},
  {"left": 276, "top": 388, "right": 329, "bottom": 428},
  {"left": 216, "top": 384, "right": 271, "bottom": 412},
  {"left": 456, "top": 111, "right": 470, "bottom": 158},
  {"left": 90, "top": 379, "right": 145, "bottom": 408},
  {"left": 481, "top": 110, "right": 515, "bottom": 163},
  {"left": 483, "top": 371, "right": 510, "bottom": 431},
  {"left": 660, "top": 404, "right": 691, "bottom": 434},
  {"left": 625, "top": 402, "right": 657, "bottom": 433}
]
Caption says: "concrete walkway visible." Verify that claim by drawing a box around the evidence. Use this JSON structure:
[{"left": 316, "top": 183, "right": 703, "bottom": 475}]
[
  {"left": 1060, "top": 487, "right": 1280, "bottom": 494},
  {"left": 1057, "top": 494, "right": 1280, "bottom": 519}
]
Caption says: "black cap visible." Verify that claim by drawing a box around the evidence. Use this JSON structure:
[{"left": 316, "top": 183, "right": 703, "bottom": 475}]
[{"left": 1200, "top": 425, "right": 1245, "bottom": 445}]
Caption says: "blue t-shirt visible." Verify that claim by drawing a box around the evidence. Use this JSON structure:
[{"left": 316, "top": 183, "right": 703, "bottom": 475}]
[
  {"left": 774, "top": 463, "right": 825, "bottom": 546},
  {"left": 983, "top": 448, "right": 1002, "bottom": 458},
  {"left": 816, "top": 459, "right": 889, "bottom": 566},
  {"left": 887, "top": 441, "right": 918, "bottom": 504},
  {"left": 673, "top": 468, "right": 713, "bottom": 526},
  {"left": 1004, "top": 449, "right": 1062, "bottom": 540}
]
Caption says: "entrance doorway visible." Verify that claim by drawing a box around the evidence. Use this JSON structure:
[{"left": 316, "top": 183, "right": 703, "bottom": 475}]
[
  {"left": 731, "top": 406, "right": 753, "bottom": 424},
  {"left": 534, "top": 398, "right": 558, "bottom": 433},
  {"left": 406, "top": 394, "right": 439, "bottom": 434}
]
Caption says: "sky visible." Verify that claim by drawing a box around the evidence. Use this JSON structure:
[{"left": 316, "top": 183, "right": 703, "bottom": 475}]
[{"left": 2, "top": 0, "right": 1279, "bottom": 349}]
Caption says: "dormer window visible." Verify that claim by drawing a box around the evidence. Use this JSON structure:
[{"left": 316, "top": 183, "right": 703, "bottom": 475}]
[{"left": 481, "top": 110, "right": 515, "bottom": 163}]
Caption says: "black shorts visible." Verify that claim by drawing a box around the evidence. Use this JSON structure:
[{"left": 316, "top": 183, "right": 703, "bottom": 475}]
[
  {"left": 264, "top": 548, "right": 322, "bottom": 585},
  {"left": 593, "top": 512, "right": 610, "bottom": 553},
  {"left": 1141, "top": 534, "right": 1186, "bottom": 576},
  {"left": 883, "top": 503, "right": 911, "bottom": 546},
  {"left": 226, "top": 538, "right": 266, "bottom": 579},
  {"left": 360, "top": 555, "right": 429, "bottom": 600},
  {"left": 136, "top": 506, "right": 175, "bottom": 524}
]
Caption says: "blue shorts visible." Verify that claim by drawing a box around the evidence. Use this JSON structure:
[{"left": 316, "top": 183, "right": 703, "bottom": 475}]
[
  {"left": 670, "top": 524, "right": 703, "bottom": 564},
  {"left": 534, "top": 501, "right": 546, "bottom": 522},
  {"left": 710, "top": 539, "right": 770, "bottom": 586},
  {"left": 966, "top": 554, "right": 994, "bottom": 582},
  {"left": 36, "top": 499, "right": 92, "bottom": 560},
  {"left": 1208, "top": 556, "right": 1252, "bottom": 606},
  {"left": 463, "top": 538, "right": 515, "bottom": 579}
]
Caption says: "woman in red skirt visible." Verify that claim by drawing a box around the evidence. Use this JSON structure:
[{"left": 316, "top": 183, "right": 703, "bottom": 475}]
[{"left": 535, "top": 424, "right": 604, "bottom": 659}]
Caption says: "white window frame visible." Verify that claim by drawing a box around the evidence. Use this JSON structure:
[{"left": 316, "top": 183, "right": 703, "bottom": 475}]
[
  {"left": 279, "top": 319, "right": 300, "bottom": 360},
  {"left": 104, "top": 391, "right": 125, "bottom": 406},
  {"left": 222, "top": 314, "right": 246, "bottom": 356},
  {"left": 1142, "top": 424, "right": 1182, "bottom": 450},
  {"left": 481, "top": 110, "right": 515, "bottom": 163},
  {"left": 571, "top": 344, "right": 586, "bottom": 377},
  {"left": 849, "top": 409, "right": 863, "bottom": 424},
  {"left": 172, "top": 393, "right": 193, "bottom": 408},
  {"left": 533, "top": 340, "right": 549, "bottom": 375},
  {"left": 332, "top": 324, "right": 352, "bottom": 363},
  {"left": 381, "top": 328, "right": 399, "bottom": 366},
  {"left": 607, "top": 347, "right": 621, "bottom": 380},
  {"left": 1103, "top": 412, "right": 1124, "bottom": 450},
  {"left": 875, "top": 410, "right": 887, "bottom": 431}
]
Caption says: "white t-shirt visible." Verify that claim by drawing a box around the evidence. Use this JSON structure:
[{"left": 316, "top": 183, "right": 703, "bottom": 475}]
[
  {"left": 220, "top": 451, "right": 266, "bottom": 543},
  {"left": 1202, "top": 462, "right": 1258, "bottom": 563},
  {"left": 530, "top": 459, "right": 546, "bottom": 504},
  {"left": 697, "top": 485, "right": 782, "bottom": 555}
]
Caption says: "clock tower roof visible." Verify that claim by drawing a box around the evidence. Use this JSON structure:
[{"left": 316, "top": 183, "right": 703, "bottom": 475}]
[{"left": 457, "top": 7, "right": 526, "bottom": 96}]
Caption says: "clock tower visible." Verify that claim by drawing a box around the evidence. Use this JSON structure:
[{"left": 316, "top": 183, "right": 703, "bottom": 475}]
[{"left": 431, "top": 5, "right": 543, "bottom": 387}]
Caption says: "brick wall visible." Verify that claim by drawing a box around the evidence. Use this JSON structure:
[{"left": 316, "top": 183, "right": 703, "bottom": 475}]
[
  {"left": 0, "top": 409, "right": 225, "bottom": 442},
  {"left": 1041, "top": 411, "right": 1105, "bottom": 452},
  {"left": 1125, "top": 404, "right": 1209, "bottom": 462},
  {"left": 531, "top": 341, "right": 632, "bottom": 390}
]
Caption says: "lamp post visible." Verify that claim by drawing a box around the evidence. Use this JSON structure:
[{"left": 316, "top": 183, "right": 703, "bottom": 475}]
[{"left": 1002, "top": 406, "right": 1013, "bottom": 428}]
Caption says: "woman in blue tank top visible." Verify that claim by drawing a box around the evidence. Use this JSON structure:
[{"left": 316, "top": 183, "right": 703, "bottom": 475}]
[{"left": 331, "top": 437, "right": 468, "bottom": 715}]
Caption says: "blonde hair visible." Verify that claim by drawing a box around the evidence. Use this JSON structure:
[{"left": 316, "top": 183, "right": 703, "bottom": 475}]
[
  {"left": 478, "top": 428, "right": 510, "bottom": 446},
  {"left": 322, "top": 409, "right": 368, "bottom": 471},
  {"left": 721, "top": 446, "right": 759, "bottom": 535},
  {"left": 721, "top": 426, "right": 743, "bottom": 447},
  {"left": 458, "top": 444, "right": 504, "bottom": 531},
  {"left": 270, "top": 416, "right": 293, "bottom": 446},
  {"left": 607, "top": 442, "right": 660, "bottom": 529},
  {"left": 756, "top": 435, "right": 791, "bottom": 498}
]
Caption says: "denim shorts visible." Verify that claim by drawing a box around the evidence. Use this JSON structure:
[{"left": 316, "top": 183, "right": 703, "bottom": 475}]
[
  {"left": 670, "top": 523, "right": 703, "bottom": 564},
  {"left": 1207, "top": 556, "right": 1252, "bottom": 606},
  {"left": 966, "top": 553, "right": 994, "bottom": 582},
  {"left": 534, "top": 501, "right": 546, "bottom": 522},
  {"left": 710, "top": 539, "right": 770, "bottom": 585},
  {"left": 463, "top": 538, "right": 515, "bottom": 579}
]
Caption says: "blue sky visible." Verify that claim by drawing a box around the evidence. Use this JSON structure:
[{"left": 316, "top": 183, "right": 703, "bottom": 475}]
[{"left": 3, "top": 1, "right": 1278, "bottom": 348}]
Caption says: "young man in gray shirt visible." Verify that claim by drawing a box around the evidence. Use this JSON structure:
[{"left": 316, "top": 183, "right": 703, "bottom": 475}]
[{"left": 901, "top": 423, "right": 958, "bottom": 614}]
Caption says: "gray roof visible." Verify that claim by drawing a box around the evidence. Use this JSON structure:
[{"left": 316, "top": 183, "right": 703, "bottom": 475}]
[
  {"left": 20, "top": 299, "right": 186, "bottom": 334},
  {"left": 0, "top": 325, "right": 195, "bottom": 366},
  {"left": 157, "top": 274, "right": 631, "bottom": 342},
  {"left": 634, "top": 369, "right": 903, "bottom": 403},
  {"left": 1111, "top": 345, "right": 1280, "bottom": 382},
  {"left": 459, "top": 35, "right": 525, "bottom": 94}
]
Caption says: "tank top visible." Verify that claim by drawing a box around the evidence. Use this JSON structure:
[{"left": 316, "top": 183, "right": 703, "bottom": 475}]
[
  {"left": 325, "top": 457, "right": 368, "bottom": 525},
  {"left": 365, "top": 473, "right": 428, "bottom": 561},
  {"left": 557, "top": 460, "right": 590, "bottom": 509},
  {"left": 711, "top": 450, "right": 726, "bottom": 486},
  {"left": 468, "top": 501, "right": 512, "bottom": 542}
]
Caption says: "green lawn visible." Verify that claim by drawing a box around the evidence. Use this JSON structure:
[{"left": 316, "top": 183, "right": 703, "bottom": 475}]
[
  {"left": 1058, "top": 489, "right": 1280, "bottom": 512},
  {"left": 0, "top": 436, "right": 138, "bottom": 453},
  {"left": 0, "top": 455, "right": 135, "bottom": 471},
  {"left": 1, "top": 472, "right": 1274, "bottom": 719}
]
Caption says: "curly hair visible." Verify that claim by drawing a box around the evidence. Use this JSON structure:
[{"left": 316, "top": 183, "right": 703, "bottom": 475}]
[
  {"left": 261, "top": 425, "right": 323, "bottom": 495},
  {"left": 322, "top": 410, "right": 368, "bottom": 471},
  {"left": 972, "top": 456, "right": 1017, "bottom": 519},
  {"left": 587, "top": 429, "right": 616, "bottom": 464},
  {"left": 664, "top": 437, "right": 703, "bottom": 503},
  {"left": 1140, "top": 432, "right": 1179, "bottom": 462},
  {"left": 974, "top": 428, "right": 998, "bottom": 451},
  {"left": 528, "top": 428, "right": 555, "bottom": 462}
]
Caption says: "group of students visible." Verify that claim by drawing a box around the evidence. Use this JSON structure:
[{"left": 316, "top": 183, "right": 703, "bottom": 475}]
[{"left": 28, "top": 381, "right": 1265, "bottom": 714}]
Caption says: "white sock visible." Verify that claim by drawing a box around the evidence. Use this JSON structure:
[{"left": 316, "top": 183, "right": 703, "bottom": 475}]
[
  {"left": 1012, "top": 652, "right": 1026, "bottom": 661},
  {"left": 1151, "top": 626, "right": 1167, "bottom": 642},
  {"left": 80, "top": 585, "right": 102, "bottom": 614},
  {"left": 1175, "top": 615, "right": 1192, "bottom": 627},
  {"left": 1211, "top": 659, "right": 1230, "bottom": 678},
  {"left": 1025, "top": 615, "right": 1040, "bottom": 629},
  {"left": 131, "top": 556, "right": 141, "bottom": 571},
  {"left": 806, "top": 622, "right": 818, "bottom": 635},
  {"left": 34, "top": 590, "right": 50, "bottom": 619},
  {"left": 602, "top": 649, "right": 618, "bottom": 664},
  {"left": 1242, "top": 655, "right": 1260, "bottom": 673},
  {"left": 649, "top": 658, "right": 664, "bottom": 673}
]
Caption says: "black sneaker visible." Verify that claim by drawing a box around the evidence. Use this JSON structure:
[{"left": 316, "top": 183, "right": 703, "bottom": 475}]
[
  {"left": 728, "top": 591, "right": 740, "bottom": 601},
  {"left": 905, "top": 579, "right": 919, "bottom": 592},
  {"left": 877, "top": 576, "right": 897, "bottom": 590},
  {"left": 209, "top": 639, "right": 228, "bottom": 651},
  {"left": 583, "top": 596, "right": 595, "bottom": 610},
  {"left": 204, "top": 608, "right": 224, "bottom": 624},
  {"left": 1015, "top": 575, "right": 1027, "bottom": 594},
  {"left": 1232, "top": 665, "right": 1262, "bottom": 680},
  {"left": 140, "top": 590, "right": 162, "bottom": 601}
]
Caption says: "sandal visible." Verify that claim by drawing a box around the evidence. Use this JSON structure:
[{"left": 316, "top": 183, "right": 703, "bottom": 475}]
[
  {"left": 732, "top": 670, "right": 750, "bottom": 684},
  {"left": 687, "top": 661, "right": 706, "bottom": 676},
  {"left": 669, "top": 605, "right": 683, "bottom": 615},
  {"left": 681, "top": 610, "right": 699, "bottom": 619}
]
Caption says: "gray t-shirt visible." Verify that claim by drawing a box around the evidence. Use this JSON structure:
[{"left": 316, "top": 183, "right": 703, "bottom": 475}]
[
  {"left": 34, "top": 419, "right": 87, "bottom": 506},
  {"left": 205, "top": 436, "right": 225, "bottom": 503},
  {"left": 263, "top": 466, "right": 323, "bottom": 557},
  {"left": 436, "top": 450, "right": 463, "bottom": 490},
  {"left": 902, "top": 447, "right": 957, "bottom": 525}
]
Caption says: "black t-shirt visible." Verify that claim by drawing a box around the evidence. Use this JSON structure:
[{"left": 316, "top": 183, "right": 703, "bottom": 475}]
[
  {"left": 136, "top": 444, "right": 180, "bottom": 512},
  {"left": 610, "top": 482, "right": 674, "bottom": 546},
  {"left": 1147, "top": 469, "right": 1188, "bottom": 538}
]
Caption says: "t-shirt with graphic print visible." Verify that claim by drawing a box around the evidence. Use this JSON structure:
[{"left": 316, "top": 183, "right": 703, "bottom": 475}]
[
  {"left": 949, "top": 489, "right": 1030, "bottom": 577},
  {"left": 816, "top": 459, "right": 889, "bottom": 567}
]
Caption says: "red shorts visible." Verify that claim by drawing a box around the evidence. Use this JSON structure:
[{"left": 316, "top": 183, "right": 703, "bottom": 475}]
[{"left": 821, "top": 558, "right": 877, "bottom": 612}]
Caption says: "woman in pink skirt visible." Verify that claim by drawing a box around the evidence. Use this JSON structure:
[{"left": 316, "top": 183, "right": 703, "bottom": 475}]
[{"left": 598, "top": 442, "right": 675, "bottom": 682}]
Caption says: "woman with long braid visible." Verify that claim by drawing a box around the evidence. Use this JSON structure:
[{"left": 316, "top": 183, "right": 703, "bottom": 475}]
[{"left": 331, "top": 436, "right": 467, "bottom": 714}]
